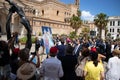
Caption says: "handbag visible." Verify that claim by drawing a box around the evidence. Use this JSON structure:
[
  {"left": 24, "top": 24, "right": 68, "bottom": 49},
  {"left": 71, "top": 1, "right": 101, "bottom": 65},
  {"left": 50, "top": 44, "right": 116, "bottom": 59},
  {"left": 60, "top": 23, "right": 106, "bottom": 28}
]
[
  {"left": 75, "top": 63, "right": 84, "bottom": 77},
  {"left": 75, "top": 56, "right": 87, "bottom": 77}
]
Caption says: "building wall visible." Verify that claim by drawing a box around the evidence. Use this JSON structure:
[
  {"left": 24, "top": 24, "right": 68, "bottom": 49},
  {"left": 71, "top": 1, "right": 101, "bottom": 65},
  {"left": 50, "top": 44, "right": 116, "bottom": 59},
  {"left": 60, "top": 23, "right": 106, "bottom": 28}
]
[
  {"left": 0, "top": 0, "right": 78, "bottom": 35},
  {"left": 107, "top": 16, "right": 120, "bottom": 39},
  {"left": 0, "top": 8, "right": 7, "bottom": 33}
]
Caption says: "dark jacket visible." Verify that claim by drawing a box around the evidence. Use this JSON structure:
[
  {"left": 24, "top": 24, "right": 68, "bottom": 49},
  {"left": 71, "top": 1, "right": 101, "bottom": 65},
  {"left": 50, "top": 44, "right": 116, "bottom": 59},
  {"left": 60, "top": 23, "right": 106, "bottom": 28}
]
[
  {"left": 56, "top": 44, "right": 66, "bottom": 59},
  {"left": 60, "top": 55, "right": 77, "bottom": 80},
  {"left": 0, "top": 41, "right": 10, "bottom": 66},
  {"left": 74, "top": 44, "right": 83, "bottom": 57}
]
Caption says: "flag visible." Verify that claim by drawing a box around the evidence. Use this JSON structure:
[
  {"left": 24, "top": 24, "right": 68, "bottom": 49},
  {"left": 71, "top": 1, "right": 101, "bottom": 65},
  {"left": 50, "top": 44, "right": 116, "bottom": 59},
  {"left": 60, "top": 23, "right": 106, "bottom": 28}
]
[{"left": 42, "top": 26, "right": 54, "bottom": 54}]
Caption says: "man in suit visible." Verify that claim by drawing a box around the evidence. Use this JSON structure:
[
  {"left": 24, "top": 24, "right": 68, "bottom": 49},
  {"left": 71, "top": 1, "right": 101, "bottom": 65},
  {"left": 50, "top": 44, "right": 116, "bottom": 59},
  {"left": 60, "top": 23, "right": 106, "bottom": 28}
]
[{"left": 73, "top": 39, "right": 83, "bottom": 58}]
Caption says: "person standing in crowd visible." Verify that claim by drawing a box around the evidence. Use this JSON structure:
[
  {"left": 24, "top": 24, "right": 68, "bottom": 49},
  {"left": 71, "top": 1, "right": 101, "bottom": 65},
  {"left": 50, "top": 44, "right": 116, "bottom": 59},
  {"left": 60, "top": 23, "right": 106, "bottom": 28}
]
[
  {"left": 105, "top": 41, "right": 112, "bottom": 62},
  {"left": 0, "top": 40, "right": 11, "bottom": 80},
  {"left": 35, "top": 37, "right": 41, "bottom": 52},
  {"left": 66, "top": 37, "right": 71, "bottom": 46},
  {"left": 56, "top": 39, "right": 66, "bottom": 60},
  {"left": 111, "top": 42, "right": 115, "bottom": 53},
  {"left": 114, "top": 41, "right": 120, "bottom": 50},
  {"left": 15, "top": 48, "right": 40, "bottom": 80},
  {"left": 10, "top": 43, "right": 20, "bottom": 75},
  {"left": 60, "top": 45, "right": 77, "bottom": 80},
  {"left": 77, "top": 46, "right": 90, "bottom": 80},
  {"left": 73, "top": 39, "right": 83, "bottom": 57},
  {"left": 84, "top": 51, "right": 104, "bottom": 80},
  {"left": 106, "top": 49, "right": 120, "bottom": 80},
  {"left": 97, "top": 40, "right": 106, "bottom": 55},
  {"left": 40, "top": 46, "right": 63, "bottom": 80},
  {"left": 17, "top": 63, "right": 37, "bottom": 80},
  {"left": 18, "top": 48, "right": 40, "bottom": 68},
  {"left": 13, "top": 32, "right": 19, "bottom": 45}
]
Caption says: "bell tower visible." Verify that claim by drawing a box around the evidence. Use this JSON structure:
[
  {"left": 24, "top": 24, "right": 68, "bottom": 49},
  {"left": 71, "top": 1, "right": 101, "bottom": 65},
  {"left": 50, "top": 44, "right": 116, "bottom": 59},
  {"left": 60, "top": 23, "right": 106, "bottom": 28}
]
[{"left": 75, "top": 0, "right": 80, "bottom": 9}]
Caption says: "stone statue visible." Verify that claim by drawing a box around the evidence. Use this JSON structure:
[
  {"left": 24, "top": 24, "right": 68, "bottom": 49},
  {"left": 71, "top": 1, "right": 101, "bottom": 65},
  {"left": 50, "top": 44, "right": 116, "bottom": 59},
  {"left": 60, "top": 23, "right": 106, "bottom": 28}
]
[{"left": 5, "top": 0, "right": 32, "bottom": 49}]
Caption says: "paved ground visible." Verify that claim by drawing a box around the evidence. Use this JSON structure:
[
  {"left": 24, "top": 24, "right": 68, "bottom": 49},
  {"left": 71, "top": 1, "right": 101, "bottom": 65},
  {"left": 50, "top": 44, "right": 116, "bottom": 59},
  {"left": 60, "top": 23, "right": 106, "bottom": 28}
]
[{"left": 0, "top": 35, "right": 7, "bottom": 40}]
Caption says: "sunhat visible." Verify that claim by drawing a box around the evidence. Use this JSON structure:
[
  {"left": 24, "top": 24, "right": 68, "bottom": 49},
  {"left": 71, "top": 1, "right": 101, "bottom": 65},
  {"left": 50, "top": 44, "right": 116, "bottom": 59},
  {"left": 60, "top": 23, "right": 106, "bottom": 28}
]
[
  {"left": 112, "top": 49, "right": 120, "bottom": 55},
  {"left": 17, "top": 63, "right": 36, "bottom": 80}
]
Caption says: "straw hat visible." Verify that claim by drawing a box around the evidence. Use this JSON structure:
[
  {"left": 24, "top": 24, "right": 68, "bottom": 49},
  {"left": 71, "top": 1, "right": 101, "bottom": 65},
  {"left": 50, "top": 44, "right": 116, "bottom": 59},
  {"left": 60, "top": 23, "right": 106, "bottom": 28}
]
[
  {"left": 17, "top": 63, "right": 36, "bottom": 80},
  {"left": 112, "top": 49, "right": 120, "bottom": 55}
]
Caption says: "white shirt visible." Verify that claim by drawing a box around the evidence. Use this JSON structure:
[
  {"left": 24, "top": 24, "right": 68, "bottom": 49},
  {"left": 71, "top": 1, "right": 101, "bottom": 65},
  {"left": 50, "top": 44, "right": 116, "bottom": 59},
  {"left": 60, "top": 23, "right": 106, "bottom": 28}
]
[
  {"left": 40, "top": 57, "right": 63, "bottom": 80},
  {"left": 111, "top": 45, "right": 115, "bottom": 52},
  {"left": 106, "top": 56, "right": 120, "bottom": 80}
]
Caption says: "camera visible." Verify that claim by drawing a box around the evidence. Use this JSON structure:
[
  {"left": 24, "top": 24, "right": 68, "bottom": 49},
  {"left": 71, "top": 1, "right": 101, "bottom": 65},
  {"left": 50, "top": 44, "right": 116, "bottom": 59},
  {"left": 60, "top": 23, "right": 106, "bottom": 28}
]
[
  {"left": 31, "top": 51, "right": 36, "bottom": 55},
  {"left": 35, "top": 40, "right": 41, "bottom": 51}
]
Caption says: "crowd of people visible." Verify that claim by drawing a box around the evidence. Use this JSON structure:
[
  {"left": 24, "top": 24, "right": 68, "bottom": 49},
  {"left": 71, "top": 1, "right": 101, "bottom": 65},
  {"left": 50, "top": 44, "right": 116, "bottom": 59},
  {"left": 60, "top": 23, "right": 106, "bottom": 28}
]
[
  {"left": 1, "top": 0, "right": 120, "bottom": 80},
  {"left": 0, "top": 34, "right": 120, "bottom": 80}
]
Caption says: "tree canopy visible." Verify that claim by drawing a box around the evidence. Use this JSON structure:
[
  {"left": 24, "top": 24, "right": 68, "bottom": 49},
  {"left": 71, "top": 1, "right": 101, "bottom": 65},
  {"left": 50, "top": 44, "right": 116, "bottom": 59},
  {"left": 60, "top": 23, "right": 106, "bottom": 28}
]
[
  {"left": 70, "top": 10, "right": 82, "bottom": 34},
  {"left": 94, "top": 13, "right": 108, "bottom": 38}
]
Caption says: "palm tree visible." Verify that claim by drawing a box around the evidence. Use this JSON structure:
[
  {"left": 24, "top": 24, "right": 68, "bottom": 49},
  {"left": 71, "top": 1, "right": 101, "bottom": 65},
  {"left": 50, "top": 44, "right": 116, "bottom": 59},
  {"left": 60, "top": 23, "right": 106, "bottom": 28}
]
[
  {"left": 82, "top": 27, "right": 90, "bottom": 39},
  {"left": 94, "top": 13, "right": 108, "bottom": 39},
  {"left": 70, "top": 10, "right": 82, "bottom": 35}
]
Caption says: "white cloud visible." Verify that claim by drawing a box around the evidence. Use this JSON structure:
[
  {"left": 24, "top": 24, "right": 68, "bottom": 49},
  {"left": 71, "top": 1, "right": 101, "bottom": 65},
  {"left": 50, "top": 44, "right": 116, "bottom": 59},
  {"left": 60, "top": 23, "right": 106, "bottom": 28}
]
[{"left": 81, "top": 10, "right": 94, "bottom": 21}]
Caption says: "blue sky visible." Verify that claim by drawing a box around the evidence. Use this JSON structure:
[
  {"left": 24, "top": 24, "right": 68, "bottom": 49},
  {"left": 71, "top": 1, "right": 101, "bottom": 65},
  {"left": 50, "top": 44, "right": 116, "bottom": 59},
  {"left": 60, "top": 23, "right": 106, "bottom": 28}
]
[{"left": 60, "top": 0, "right": 120, "bottom": 21}]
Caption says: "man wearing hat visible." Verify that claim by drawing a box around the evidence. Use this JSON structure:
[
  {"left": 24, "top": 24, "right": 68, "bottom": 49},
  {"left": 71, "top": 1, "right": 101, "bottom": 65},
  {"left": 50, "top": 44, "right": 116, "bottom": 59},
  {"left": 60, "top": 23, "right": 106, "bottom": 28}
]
[
  {"left": 17, "top": 63, "right": 36, "bottom": 80},
  {"left": 40, "top": 46, "right": 64, "bottom": 80},
  {"left": 106, "top": 49, "right": 120, "bottom": 80}
]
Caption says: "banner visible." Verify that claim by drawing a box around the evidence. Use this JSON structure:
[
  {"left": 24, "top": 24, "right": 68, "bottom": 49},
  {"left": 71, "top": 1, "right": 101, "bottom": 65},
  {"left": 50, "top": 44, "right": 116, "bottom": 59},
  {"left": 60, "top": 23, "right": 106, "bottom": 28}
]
[{"left": 42, "top": 26, "right": 54, "bottom": 54}]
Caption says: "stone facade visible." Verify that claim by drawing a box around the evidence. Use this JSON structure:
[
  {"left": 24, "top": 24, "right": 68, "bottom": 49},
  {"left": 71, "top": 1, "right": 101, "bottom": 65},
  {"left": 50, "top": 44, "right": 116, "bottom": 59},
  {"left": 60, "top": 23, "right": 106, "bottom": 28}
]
[
  {"left": 0, "top": 0, "right": 79, "bottom": 35},
  {"left": 87, "top": 21, "right": 98, "bottom": 36},
  {"left": 107, "top": 16, "right": 120, "bottom": 39}
]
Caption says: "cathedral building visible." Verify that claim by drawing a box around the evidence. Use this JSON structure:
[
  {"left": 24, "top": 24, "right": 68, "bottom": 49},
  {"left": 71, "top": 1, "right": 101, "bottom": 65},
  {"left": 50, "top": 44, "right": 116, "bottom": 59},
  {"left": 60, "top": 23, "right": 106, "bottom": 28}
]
[{"left": 0, "top": 0, "right": 79, "bottom": 35}]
